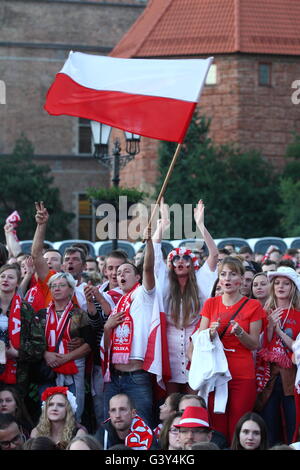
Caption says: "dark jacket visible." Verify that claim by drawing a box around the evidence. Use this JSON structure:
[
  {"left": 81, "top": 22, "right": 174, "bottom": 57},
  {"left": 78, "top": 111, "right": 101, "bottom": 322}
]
[
  {"left": 15, "top": 301, "right": 46, "bottom": 395},
  {"left": 95, "top": 420, "right": 159, "bottom": 450}
]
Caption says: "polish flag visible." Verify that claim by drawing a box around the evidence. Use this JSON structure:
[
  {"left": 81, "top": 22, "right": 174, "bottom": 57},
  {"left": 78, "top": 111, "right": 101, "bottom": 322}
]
[
  {"left": 143, "top": 286, "right": 171, "bottom": 390},
  {"left": 44, "top": 52, "right": 213, "bottom": 143}
]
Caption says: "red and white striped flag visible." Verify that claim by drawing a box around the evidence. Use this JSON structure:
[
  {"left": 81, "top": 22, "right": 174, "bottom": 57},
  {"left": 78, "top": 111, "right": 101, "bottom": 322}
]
[
  {"left": 44, "top": 52, "right": 213, "bottom": 143},
  {"left": 143, "top": 287, "right": 171, "bottom": 389}
]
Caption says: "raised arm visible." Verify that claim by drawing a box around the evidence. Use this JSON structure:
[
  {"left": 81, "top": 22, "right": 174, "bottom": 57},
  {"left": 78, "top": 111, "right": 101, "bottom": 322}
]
[
  {"left": 152, "top": 198, "right": 170, "bottom": 243},
  {"left": 194, "top": 200, "right": 218, "bottom": 272},
  {"left": 31, "top": 201, "right": 50, "bottom": 281},
  {"left": 4, "top": 222, "right": 22, "bottom": 258}
]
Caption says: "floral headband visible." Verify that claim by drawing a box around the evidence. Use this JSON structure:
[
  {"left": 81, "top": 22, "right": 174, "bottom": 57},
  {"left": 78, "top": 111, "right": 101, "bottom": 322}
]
[
  {"left": 41, "top": 386, "right": 77, "bottom": 415},
  {"left": 167, "top": 247, "right": 200, "bottom": 271}
]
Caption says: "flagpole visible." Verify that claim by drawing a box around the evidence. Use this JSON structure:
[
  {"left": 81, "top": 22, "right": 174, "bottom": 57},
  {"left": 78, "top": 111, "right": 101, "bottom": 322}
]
[{"left": 148, "top": 142, "right": 182, "bottom": 229}]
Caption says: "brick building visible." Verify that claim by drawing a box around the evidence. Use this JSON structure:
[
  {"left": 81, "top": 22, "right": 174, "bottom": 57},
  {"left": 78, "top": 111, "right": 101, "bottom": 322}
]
[
  {"left": 1, "top": 0, "right": 300, "bottom": 239},
  {"left": 0, "top": 0, "right": 146, "bottom": 239},
  {"left": 111, "top": 0, "right": 300, "bottom": 189}
]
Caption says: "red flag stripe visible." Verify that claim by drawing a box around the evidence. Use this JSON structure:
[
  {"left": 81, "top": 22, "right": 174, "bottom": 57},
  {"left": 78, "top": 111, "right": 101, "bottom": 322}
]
[{"left": 45, "top": 74, "right": 197, "bottom": 143}]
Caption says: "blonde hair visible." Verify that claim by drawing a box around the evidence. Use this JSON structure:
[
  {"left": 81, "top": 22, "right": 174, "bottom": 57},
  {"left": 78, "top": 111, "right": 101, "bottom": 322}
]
[
  {"left": 264, "top": 276, "right": 300, "bottom": 312},
  {"left": 47, "top": 272, "right": 76, "bottom": 290},
  {"left": 35, "top": 394, "right": 76, "bottom": 446}
]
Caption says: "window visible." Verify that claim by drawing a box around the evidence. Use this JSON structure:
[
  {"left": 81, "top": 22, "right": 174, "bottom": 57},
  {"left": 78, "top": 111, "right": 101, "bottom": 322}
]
[
  {"left": 78, "top": 118, "right": 92, "bottom": 154},
  {"left": 258, "top": 63, "right": 272, "bottom": 86},
  {"left": 205, "top": 64, "right": 217, "bottom": 85}
]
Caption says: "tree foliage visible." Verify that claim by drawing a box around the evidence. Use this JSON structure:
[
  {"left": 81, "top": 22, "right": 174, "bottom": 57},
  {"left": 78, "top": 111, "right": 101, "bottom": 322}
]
[
  {"left": 156, "top": 111, "right": 282, "bottom": 238},
  {"left": 278, "top": 132, "right": 300, "bottom": 236},
  {"left": 0, "top": 135, "right": 74, "bottom": 243}
]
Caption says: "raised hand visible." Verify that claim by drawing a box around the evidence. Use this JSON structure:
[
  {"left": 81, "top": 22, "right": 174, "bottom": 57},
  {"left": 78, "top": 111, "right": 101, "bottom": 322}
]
[
  {"left": 194, "top": 199, "right": 205, "bottom": 228},
  {"left": 35, "top": 201, "right": 49, "bottom": 225},
  {"left": 160, "top": 197, "right": 170, "bottom": 231}
]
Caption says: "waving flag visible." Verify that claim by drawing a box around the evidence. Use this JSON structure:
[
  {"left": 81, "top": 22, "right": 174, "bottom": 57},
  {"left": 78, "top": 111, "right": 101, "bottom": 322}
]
[
  {"left": 143, "top": 286, "right": 171, "bottom": 390},
  {"left": 44, "top": 52, "right": 213, "bottom": 143}
]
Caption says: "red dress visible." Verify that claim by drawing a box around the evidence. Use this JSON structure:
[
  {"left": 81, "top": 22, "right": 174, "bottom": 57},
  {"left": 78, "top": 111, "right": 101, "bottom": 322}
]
[{"left": 200, "top": 296, "right": 265, "bottom": 443}]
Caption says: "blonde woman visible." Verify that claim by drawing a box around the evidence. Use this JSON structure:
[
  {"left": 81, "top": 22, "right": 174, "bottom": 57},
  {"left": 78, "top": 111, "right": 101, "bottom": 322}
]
[
  {"left": 39, "top": 272, "right": 94, "bottom": 422},
  {"left": 256, "top": 266, "right": 300, "bottom": 446},
  {"left": 31, "top": 386, "right": 86, "bottom": 448}
]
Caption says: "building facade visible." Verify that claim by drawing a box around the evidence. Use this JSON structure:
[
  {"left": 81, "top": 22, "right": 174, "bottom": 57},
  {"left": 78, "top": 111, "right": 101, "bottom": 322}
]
[{"left": 0, "top": 0, "right": 146, "bottom": 239}]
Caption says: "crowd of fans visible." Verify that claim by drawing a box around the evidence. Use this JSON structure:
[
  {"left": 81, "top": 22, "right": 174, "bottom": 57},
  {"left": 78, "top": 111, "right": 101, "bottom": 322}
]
[{"left": 0, "top": 200, "right": 300, "bottom": 451}]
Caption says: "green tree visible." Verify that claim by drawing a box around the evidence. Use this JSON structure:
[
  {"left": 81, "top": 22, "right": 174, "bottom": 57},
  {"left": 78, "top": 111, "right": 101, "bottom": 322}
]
[
  {"left": 278, "top": 132, "right": 300, "bottom": 235},
  {"left": 0, "top": 135, "right": 74, "bottom": 242},
  {"left": 156, "top": 111, "right": 281, "bottom": 238}
]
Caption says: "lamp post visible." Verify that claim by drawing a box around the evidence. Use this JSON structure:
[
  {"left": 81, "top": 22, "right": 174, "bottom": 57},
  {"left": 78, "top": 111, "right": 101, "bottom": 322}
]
[{"left": 90, "top": 121, "right": 140, "bottom": 250}]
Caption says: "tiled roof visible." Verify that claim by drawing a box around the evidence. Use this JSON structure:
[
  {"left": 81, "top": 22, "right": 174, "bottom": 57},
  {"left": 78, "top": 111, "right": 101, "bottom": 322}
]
[{"left": 111, "top": 0, "right": 300, "bottom": 57}]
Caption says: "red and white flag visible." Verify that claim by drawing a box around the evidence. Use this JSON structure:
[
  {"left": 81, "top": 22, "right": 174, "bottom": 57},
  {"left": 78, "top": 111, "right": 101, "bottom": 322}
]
[
  {"left": 143, "top": 287, "right": 171, "bottom": 389},
  {"left": 44, "top": 52, "right": 213, "bottom": 143}
]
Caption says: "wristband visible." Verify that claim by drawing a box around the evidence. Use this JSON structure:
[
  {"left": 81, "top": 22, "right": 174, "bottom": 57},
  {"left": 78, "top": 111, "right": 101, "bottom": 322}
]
[{"left": 235, "top": 329, "right": 244, "bottom": 338}]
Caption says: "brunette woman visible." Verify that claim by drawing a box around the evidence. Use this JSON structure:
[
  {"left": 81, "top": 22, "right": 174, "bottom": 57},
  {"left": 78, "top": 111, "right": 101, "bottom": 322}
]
[
  {"left": 0, "top": 385, "right": 33, "bottom": 437},
  {"left": 154, "top": 392, "right": 182, "bottom": 438},
  {"left": 158, "top": 411, "right": 183, "bottom": 450},
  {"left": 231, "top": 412, "right": 268, "bottom": 450},
  {"left": 153, "top": 199, "right": 218, "bottom": 394},
  {"left": 257, "top": 266, "right": 300, "bottom": 446},
  {"left": 190, "top": 256, "right": 264, "bottom": 443},
  {"left": 0, "top": 264, "right": 45, "bottom": 396}
]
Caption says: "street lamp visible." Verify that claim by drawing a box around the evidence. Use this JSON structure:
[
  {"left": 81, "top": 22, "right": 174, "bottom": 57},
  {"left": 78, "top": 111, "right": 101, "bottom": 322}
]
[{"left": 90, "top": 120, "right": 141, "bottom": 249}]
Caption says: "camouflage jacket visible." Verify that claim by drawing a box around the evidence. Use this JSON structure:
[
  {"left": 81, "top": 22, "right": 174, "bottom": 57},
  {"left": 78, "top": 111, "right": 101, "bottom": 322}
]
[{"left": 15, "top": 301, "right": 46, "bottom": 395}]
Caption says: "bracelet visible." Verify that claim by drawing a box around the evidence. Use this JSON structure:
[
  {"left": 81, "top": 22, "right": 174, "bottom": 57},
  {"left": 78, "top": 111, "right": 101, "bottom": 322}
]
[{"left": 235, "top": 329, "right": 244, "bottom": 338}]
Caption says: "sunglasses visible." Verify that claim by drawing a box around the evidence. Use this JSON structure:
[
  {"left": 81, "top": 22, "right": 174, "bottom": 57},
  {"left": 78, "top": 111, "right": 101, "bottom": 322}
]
[{"left": 171, "top": 255, "right": 192, "bottom": 266}]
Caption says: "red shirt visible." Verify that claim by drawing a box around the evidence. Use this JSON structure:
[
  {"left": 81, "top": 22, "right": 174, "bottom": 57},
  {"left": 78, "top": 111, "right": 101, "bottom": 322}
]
[{"left": 201, "top": 296, "right": 264, "bottom": 379}]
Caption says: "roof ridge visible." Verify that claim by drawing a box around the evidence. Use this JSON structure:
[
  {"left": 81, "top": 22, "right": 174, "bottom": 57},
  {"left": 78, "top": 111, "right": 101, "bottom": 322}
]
[
  {"left": 132, "top": 0, "right": 174, "bottom": 57},
  {"left": 110, "top": 0, "right": 173, "bottom": 57}
]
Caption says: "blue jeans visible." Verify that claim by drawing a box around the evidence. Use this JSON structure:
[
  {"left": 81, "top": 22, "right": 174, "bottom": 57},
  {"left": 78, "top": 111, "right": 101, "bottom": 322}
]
[
  {"left": 260, "top": 375, "right": 296, "bottom": 446},
  {"left": 103, "top": 370, "right": 154, "bottom": 428},
  {"left": 91, "top": 364, "right": 105, "bottom": 427}
]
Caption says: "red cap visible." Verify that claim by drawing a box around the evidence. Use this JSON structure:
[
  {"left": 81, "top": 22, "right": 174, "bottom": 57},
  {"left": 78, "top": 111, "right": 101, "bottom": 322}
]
[{"left": 174, "top": 406, "right": 211, "bottom": 429}]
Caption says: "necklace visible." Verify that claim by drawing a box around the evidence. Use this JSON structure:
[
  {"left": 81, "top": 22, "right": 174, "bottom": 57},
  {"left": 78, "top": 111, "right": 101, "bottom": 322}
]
[{"left": 222, "top": 295, "right": 243, "bottom": 310}]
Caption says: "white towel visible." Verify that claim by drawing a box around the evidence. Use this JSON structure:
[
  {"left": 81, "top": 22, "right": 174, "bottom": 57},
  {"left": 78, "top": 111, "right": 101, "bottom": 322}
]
[{"left": 188, "top": 329, "right": 232, "bottom": 413}]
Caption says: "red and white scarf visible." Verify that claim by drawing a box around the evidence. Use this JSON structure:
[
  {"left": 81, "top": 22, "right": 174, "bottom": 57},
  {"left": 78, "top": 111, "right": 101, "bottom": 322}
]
[
  {"left": 258, "top": 308, "right": 293, "bottom": 370},
  {"left": 107, "top": 288, "right": 123, "bottom": 306},
  {"left": 153, "top": 423, "right": 163, "bottom": 439},
  {"left": 111, "top": 282, "right": 140, "bottom": 364},
  {"left": 0, "top": 294, "right": 22, "bottom": 384},
  {"left": 45, "top": 300, "right": 78, "bottom": 375},
  {"left": 258, "top": 335, "right": 293, "bottom": 369},
  {"left": 256, "top": 310, "right": 293, "bottom": 392},
  {"left": 125, "top": 415, "right": 153, "bottom": 450}
]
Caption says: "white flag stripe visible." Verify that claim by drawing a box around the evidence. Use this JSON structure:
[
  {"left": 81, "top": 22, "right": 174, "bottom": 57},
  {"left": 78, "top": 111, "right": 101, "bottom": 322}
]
[{"left": 60, "top": 52, "right": 213, "bottom": 103}]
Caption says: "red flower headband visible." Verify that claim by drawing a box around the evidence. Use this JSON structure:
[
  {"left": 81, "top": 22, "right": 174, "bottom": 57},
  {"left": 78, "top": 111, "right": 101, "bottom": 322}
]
[
  {"left": 41, "top": 386, "right": 68, "bottom": 402},
  {"left": 168, "top": 247, "right": 200, "bottom": 271},
  {"left": 41, "top": 386, "right": 78, "bottom": 414}
]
